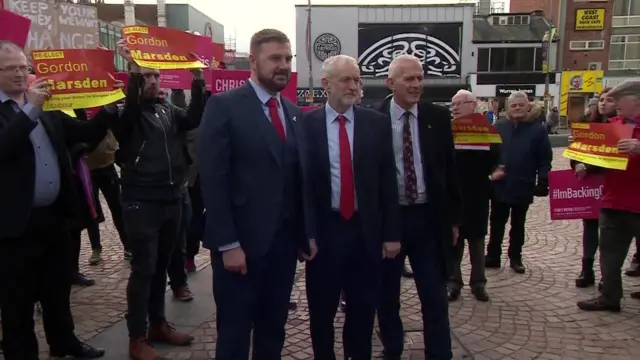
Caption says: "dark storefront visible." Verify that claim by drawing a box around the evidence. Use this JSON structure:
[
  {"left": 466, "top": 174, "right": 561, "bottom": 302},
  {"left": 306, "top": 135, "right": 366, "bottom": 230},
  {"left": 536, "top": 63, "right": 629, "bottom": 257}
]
[{"left": 354, "top": 22, "right": 466, "bottom": 103}]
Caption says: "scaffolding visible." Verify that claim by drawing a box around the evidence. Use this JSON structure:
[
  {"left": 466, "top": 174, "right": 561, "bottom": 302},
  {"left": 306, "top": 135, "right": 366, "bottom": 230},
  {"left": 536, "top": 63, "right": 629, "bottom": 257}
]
[{"left": 224, "top": 33, "right": 237, "bottom": 64}]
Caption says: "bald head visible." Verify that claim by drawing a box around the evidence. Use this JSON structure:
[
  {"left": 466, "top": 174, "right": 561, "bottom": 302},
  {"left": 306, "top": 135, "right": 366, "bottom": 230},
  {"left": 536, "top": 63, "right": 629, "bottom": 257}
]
[{"left": 451, "top": 89, "right": 477, "bottom": 118}]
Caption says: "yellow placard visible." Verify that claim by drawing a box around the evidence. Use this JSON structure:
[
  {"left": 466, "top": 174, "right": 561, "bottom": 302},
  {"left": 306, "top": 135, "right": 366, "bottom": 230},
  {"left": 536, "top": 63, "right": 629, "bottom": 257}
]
[
  {"left": 575, "top": 9, "right": 605, "bottom": 31},
  {"left": 454, "top": 134, "right": 502, "bottom": 144},
  {"left": 43, "top": 89, "right": 125, "bottom": 111},
  {"left": 563, "top": 148, "right": 628, "bottom": 170}
]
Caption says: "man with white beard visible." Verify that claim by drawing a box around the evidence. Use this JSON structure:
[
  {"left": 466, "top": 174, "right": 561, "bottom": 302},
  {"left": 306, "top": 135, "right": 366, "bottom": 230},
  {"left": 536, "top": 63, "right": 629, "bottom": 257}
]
[{"left": 447, "top": 90, "right": 503, "bottom": 302}]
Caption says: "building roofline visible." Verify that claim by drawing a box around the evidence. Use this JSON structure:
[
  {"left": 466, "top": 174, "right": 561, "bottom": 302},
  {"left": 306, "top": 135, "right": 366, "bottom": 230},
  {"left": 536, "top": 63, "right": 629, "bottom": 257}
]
[{"left": 294, "top": 4, "right": 475, "bottom": 8}]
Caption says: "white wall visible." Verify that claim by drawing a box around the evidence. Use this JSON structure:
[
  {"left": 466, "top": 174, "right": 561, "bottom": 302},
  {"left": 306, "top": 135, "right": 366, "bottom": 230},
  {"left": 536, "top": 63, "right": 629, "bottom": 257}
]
[
  {"left": 295, "top": 5, "right": 476, "bottom": 89},
  {"left": 469, "top": 73, "right": 561, "bottom": 108}
]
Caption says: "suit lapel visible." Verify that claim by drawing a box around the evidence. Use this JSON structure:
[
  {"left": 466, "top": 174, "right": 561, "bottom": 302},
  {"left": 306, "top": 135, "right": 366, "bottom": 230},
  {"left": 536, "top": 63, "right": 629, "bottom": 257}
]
[
  {"left": 281, "top": 100, "right": 297, "bottom": 146},
  {"left": 352, "top": 107, "right": 364, "bottom": 164},
  {"left": 417, "top": 103, "right": 435, "bottom": 179},
  {"left": 240, "top": 84, "right": 283, "bottom": 169},
  {"left": 314, "top": 107, "right": 330, "bottom": 176}
]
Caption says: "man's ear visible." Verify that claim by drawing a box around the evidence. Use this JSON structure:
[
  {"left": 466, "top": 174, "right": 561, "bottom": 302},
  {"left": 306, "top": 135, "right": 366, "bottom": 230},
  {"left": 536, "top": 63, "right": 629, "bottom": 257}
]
[{"left": 385, "top": 77, "right": 394, "bottom": 91}]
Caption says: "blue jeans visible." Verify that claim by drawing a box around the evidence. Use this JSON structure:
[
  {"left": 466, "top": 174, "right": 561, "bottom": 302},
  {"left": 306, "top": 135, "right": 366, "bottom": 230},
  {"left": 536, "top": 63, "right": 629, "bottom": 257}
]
[{"left": 167, "top": 187, "right": 192, "bottom": 290}]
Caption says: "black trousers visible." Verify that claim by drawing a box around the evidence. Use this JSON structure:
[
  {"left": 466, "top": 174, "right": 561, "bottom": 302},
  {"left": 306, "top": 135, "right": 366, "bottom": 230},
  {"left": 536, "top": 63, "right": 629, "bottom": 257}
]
[
  {"left": 186, "top": 178, "right": 204, "bottom": 258},
  {"left": 450, "top": 236, "right": 487, "bottom": 290},
  {"left": 0, "top": 205, "right": 80, "bottom": 359},
  {"left": 167, "top": 187, "right": 192, "bottom": 290},
  {"left": 582, "top": 219, "right": 600, "bottom": 260},
  {"left": 70, "top": 228, "right": 84, "bottom": 275},
  {"left": 377, "top": 204, "right": 452, "bottom": 359},
  {"left": 86, "top": 165, "right": 128, "bottom": 251},
  {"left": 486, "top": 201, "right": 530, "bottom": 261},
  {"left": 124, "top": 200, "right": 181, "bottom": 337}
]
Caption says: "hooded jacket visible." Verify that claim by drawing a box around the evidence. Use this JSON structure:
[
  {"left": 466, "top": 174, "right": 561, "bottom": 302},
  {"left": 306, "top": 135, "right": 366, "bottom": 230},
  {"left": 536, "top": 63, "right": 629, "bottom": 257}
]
[{"left": 492, "top": 103, "right": 553, "bottom": 204}]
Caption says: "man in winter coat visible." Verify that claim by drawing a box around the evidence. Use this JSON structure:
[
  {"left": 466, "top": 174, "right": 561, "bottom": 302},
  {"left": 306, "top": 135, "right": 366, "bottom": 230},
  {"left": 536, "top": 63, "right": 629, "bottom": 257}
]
[{"left": 485, "top": 91, "right": 552, "bottom": 274}]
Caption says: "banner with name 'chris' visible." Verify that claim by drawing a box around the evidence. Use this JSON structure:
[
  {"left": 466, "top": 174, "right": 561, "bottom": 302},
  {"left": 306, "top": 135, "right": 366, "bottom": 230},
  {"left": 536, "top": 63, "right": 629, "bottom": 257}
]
[
  {"left": 122, "top": 26, "right": 207, "bottom": 70},
  {"left": 32, "top": 49, "right": 124, "bottom": 111},
  {"left": 209, "top": 69, "right": 298, "bottom": 104}
]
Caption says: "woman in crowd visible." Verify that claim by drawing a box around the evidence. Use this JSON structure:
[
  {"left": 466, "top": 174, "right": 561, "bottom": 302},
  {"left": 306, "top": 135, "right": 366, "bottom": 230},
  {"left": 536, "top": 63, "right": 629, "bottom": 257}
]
[{"left": 571, "top": 89, "right": 616, "bottom": 288}]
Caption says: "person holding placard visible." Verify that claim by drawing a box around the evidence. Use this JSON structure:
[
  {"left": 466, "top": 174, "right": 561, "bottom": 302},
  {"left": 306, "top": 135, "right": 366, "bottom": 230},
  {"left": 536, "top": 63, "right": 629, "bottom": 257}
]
[
  {"left": 577, "top": 80, "right": 640, "bottom": 311},
  {"left": 114, "top": 39, "right": 206, "bottom": 359},
  {"left": 0, "top": 40, "right": 122, "bottom": 360}
]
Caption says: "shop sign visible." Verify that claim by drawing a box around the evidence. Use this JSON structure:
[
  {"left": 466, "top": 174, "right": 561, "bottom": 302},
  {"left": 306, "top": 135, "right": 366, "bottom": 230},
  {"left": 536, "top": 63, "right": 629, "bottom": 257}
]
[
  {"left": 575, "top": 9, "right": 605, "bottom": 30},
  {"left": 313, "top": 33, "right": 341, "bottom": 61},
  {"left": 495, "top": 85, "right": 536, "bottom": 97},
  {"left": 297, "top": 88, "right": 327, "bottom": 103}
]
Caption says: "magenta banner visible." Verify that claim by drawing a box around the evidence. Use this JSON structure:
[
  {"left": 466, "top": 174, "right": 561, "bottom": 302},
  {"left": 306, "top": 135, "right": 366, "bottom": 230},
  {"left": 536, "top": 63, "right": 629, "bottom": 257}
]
[
  {"left": 548, "top": 169, "right": 604, "bottom": 220},
  {"left": 210, "top": 69, "right": 298, "bottom": 104},
  {"left": 0, "top": 9, "right": 31, "bottom": 49}
]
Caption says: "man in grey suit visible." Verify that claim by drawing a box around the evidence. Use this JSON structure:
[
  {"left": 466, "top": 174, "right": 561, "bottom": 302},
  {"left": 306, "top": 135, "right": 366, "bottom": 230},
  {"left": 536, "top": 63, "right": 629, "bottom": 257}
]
[{"left": 198, "top": 29, "right": 316, "bottom": 359}]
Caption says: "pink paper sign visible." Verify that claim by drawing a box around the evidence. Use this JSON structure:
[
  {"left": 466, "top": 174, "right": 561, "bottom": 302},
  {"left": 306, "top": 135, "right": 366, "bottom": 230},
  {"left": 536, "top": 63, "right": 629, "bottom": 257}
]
[
  {"left": 210, "top": 69, "right": 298, "bottom": 103},
  {"left": 0, "top": 9, "right": 31, "bottom": 49},
  {"left": 548, "top": 169, "right": 604, "bottom": 220}
]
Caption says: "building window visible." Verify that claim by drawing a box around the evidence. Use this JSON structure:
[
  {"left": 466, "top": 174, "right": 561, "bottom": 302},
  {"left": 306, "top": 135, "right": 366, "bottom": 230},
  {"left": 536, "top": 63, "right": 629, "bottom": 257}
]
[
  {"left": 613, "top": 0, "right": 640, "bottom": 27},
  {"left": 609, "top": 35, "right": 640, "bottom": 70},
  {"left": 569, "top": 40, "right": 605, "bottom": 50},
  {"left": 477, "top": 47, "right": 541, "bottom": 72}
]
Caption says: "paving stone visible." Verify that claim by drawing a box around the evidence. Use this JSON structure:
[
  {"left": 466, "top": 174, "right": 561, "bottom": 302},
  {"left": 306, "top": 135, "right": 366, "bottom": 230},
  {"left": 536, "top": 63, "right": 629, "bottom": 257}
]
[{"left": 4, "top": 148, "right": 640, "bottom": 360}]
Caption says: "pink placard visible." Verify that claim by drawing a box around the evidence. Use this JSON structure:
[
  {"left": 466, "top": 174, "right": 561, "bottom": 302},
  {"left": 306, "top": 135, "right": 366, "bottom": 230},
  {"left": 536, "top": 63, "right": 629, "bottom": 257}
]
[
  {"left": 210, "top": 69, "right": 298, "bottom": 103},
  {"left": 548, "top": 169, "right": 604, "bottom": 220},
  {"left": 0, "top": 9, "right": 31, "bottom": 49}
]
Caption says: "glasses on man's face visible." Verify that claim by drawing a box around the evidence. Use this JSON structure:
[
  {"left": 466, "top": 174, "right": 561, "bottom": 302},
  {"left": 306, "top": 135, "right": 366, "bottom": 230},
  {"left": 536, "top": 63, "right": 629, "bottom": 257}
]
[
  {"left": 451, "top": 100, "right": 474, "bottom": 107},
  {"left": 0, "top": 65, "right": 30, "bottom": 73}
]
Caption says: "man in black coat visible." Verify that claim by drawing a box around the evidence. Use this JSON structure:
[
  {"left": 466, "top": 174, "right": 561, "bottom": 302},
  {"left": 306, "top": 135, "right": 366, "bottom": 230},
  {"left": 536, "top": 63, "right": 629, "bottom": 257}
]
[
  {"left": 376, "top": 54, "right": 462, "bottom": 360},
  {"left": 447, "top": 90, "right": 503, "bottom": 302},
  {"left": 0, "top": 41, "right": 118, "bottom": 359}
]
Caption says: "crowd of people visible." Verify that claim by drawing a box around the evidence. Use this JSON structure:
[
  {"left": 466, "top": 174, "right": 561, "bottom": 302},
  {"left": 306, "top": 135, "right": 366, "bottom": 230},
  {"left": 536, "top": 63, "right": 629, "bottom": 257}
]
[{"left": 0, "top": 26, "right": 639, "bottom": 360}]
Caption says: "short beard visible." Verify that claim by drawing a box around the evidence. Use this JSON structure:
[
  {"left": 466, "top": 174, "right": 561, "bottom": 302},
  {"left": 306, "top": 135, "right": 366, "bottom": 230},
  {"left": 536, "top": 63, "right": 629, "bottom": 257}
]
[{"left": 256, "top": 63, "right": 289, "bottom": 93}]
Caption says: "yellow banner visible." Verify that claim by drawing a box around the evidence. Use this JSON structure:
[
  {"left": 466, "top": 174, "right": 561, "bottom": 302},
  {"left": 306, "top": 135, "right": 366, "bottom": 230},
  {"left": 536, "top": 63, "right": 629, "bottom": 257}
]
[
  {"left": 44, "top": 89, "right": 125, "bottom": 111},
  {"left": 454, "top": 133, "right": 502, "bottom": 144},
  {"left": 131, "top": 59, "right": 204, "bottom": 70},
  {"left": 563, "top": 148, "right": 628, "bottom": 170}
]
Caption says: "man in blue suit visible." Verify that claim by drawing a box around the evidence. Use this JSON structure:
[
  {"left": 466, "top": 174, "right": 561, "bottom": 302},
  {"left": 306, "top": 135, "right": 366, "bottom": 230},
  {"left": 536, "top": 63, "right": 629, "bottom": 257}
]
[
  {"left": 198, "top": 29, "right": 315, "bottom": 360},
  {"left": 303, "top": 54, "right": 401, "bottom": 359}
]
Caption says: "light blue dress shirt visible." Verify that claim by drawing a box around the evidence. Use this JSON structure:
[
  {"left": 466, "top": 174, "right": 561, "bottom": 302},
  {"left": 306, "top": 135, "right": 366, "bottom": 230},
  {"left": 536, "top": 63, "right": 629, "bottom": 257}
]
[
  {"left": 0, "top": 91, "right": 61, "bottom": 207},
  {"left": 218, "top": 80, "right": 288, "bottom": 252},
  {"left": 325, "top": 103, "right": 357, "bottom": 211},
  {"left": 248, "top": 79, "right": 287, "bottom": 136}
]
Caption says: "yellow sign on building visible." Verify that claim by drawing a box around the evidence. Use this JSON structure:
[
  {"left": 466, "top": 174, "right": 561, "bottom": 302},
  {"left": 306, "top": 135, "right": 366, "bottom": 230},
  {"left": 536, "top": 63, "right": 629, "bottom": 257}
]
[
  {"left": 575, "top": 9, "right": 605, "bottom": 30},
  {"left": 559, "top": 70, "right": 604, "bottom": 116}
]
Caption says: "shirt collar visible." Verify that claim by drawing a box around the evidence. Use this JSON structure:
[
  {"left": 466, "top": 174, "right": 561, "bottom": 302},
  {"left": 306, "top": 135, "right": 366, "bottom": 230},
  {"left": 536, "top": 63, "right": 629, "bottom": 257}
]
[
  {"left": 390, "top": 97, "right": 418, "bottom": 121},
  {"left": 325, "top": 102, "right": 354, "bottom": 123},
  {"left": 0, "top": 90, "right": 10, "bottom": 103},
  {"left": 248, "top": 78, "right": 281, "bottom": 107}
]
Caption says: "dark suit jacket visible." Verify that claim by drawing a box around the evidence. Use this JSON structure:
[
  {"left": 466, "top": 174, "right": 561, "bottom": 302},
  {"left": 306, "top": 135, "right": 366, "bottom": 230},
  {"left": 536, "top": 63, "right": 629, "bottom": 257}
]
[
  {"left": 0, "top": 103, "right": 116, "bottom": 239},
  {"left": 378, "top": 99, "right": 462, "bottom": 269},
  {"left": 303, "top": 106, "right": 400, "bottom": 259},
  {"left": 198, "top": 83, "right": 312, "bottom": 259}
]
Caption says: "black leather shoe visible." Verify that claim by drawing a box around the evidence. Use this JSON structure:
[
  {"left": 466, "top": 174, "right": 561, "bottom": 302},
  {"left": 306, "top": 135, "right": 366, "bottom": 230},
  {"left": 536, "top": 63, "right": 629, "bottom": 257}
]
[
  {"left": 288, "top": 301, "right": 297, "bottom": 310},
  {"left": 401, "top": 265, "right": 414, "bottom": 278},
  {"left": 50, "top": 342, "right": 105, "bottom": 359},
  {"left": 379, "top": 350, "right": 401, "bottom": 360},
  {"left": 509, "top": 260, "right": 526, "bottom": 274},
  {"left": 471, "top": 287, "right": 490, "bottom": 302},
  {"left": 72, "top": 273, "right": 96, "bottom": 287},
  {"left": 485, "top": 256, "right": 501, "bottom": 269},
  {"left": 447, "top": 287, "right": 461, "bottom": 302}
]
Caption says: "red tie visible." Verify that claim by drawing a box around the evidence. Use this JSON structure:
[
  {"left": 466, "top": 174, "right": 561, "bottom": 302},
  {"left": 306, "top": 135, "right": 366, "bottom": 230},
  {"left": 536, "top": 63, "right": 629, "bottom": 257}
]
[
  {"left": 266, "top": 97, "right": 286, "bottom": 141},
  {"left": 338, "top": 115, "right": 355, "bottom": 220}
]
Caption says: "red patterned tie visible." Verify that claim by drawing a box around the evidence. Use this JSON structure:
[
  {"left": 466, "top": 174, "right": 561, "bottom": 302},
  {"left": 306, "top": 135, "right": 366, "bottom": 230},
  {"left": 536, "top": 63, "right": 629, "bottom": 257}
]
[
  {"left": 403, "top": 112, "right": 418, "bottom": 204},
  {"left": 338, "top": 115, "right": 355, "bottom": 220},
  {"left": 266, "top": 97, "right": 286, "bottom": 141}
]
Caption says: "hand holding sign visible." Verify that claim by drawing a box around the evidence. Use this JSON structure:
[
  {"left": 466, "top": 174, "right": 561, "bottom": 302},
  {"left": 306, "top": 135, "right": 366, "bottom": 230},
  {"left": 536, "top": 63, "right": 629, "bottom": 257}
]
[
  {"left": 618, "top": 138, "right": 640, "bottom": 155},
  {"left": 490, "top": 165, "right": 506, "bottom": 180},
  {"left": 27, "top": 78, "right": 52, "bottom": 109}
]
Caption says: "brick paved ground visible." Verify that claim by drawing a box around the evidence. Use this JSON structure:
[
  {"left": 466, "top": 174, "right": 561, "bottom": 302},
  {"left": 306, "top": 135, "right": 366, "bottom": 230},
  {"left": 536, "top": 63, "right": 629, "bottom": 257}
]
[{"left": 6, "top": 147, "right": 640, "bottom": 359}]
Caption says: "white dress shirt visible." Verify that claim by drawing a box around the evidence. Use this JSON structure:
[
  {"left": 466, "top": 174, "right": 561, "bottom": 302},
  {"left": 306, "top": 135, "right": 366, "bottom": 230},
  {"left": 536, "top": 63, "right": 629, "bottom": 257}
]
[
  {"left": 389, "top": 98, "right": 427, "bottom": 205},
  {"left": 325, "top": 103, "right": 357, "bottom": 210}
]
